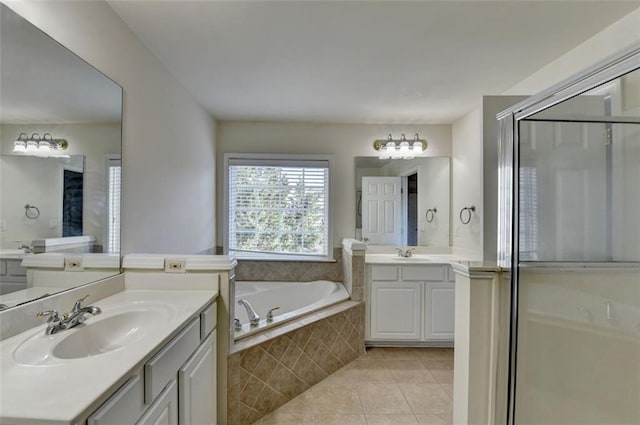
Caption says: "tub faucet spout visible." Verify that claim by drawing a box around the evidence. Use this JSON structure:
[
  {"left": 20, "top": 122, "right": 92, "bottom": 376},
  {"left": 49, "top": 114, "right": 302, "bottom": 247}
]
[{"left": 237, "top": 298, "right": 260, "bottom": 326}]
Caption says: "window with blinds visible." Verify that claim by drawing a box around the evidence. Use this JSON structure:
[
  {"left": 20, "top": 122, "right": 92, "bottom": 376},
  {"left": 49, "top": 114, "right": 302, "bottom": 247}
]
[
  {"left": 227, "top": 157, "right": 330, "bottom": 259},
  {"left": 106, "top": 157, "right": 121, "bottom": 254}
]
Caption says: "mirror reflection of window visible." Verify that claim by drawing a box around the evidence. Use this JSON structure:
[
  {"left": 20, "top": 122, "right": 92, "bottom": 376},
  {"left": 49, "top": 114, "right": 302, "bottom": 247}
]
[{"left": 106, "top": 156, "right": 121, "bottom": 254}]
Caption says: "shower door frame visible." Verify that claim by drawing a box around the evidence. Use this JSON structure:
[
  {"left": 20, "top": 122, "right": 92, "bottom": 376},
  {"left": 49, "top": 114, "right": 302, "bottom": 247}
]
[{"left": 496, "top": 41, "right": 640, "bottom": 425}]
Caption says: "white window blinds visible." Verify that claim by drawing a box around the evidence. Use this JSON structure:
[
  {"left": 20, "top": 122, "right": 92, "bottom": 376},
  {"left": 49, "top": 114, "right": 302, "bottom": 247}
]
[{"left": 228, "top": 158, "right": 330, "bottom": 258}]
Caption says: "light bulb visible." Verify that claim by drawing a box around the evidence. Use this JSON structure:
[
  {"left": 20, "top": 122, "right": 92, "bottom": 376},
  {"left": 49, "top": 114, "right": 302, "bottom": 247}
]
[
  {"left": 13, "top": 141, "right": 26, "bottom": 153},
  {"left": 26, "top": 141, "right": 38, "bottom": 153}
]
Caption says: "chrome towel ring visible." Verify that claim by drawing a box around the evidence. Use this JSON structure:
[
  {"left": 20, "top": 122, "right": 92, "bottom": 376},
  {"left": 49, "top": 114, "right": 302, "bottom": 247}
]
[
  {"left": 425, "top": 207, "right": 437, "bottom": 223},
  {"left": 24, "top": 204, "right": 40, "bottom": 219},
  {"left": 459, "top": 205, "right": 475, "bottom": 225}
]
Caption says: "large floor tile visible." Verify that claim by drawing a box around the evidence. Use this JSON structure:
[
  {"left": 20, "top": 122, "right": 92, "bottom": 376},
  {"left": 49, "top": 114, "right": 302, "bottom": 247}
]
[
  {"left": 313, "top": 414, "right": 367, "bottom": 425},
  {"left": 415, "top": 413, "right": 452, "bottom": 425},
  {"left": 309, "top": 386, "right": 363, "bottom": 415},
  {"left": 356, "top": 382, "right": 412, "bottom": 414},
  {"left": 365, "top": 414, "right": 420, "bottom": 424},
  {"left": 399, "top": 383, "right": 452, "bottom": 416},
  {"left": 391, "top": 369, "right": 438, "bottom": 384}
]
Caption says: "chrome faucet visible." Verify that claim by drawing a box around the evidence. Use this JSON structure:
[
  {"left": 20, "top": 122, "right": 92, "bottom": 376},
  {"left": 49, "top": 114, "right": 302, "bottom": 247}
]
[
  {"left": 17, "top": 244, "right": 33, "bottom": 254},
  {"left": 396, "top": 247, "right": 415, "bottom": 258},
  {"left": 237, "top": 298, "right": 260, "bottom": 326},
  {"left": 36, "top": 295, "right": 102, "bottom": 335}
]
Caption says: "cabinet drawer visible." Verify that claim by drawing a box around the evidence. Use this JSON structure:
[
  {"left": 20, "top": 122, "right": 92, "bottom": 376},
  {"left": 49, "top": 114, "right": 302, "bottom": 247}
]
[
  {"left": 200, "top": 303, "right": 216, "bottom": 340},
  {"left": 88, "top": 374, "right": 144, "bottom": 425},
  {"left": 402, "top": 266, "right": 446, "bottom": 281},
  {"left": 145, "top": 318, "right": 200, "bottom": 403},
  {"left": 370, "top": 265, "right": 398, "bottom": 281}
]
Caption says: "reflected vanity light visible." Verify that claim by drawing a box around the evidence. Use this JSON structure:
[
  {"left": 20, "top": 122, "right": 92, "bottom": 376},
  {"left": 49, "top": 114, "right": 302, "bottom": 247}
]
[
  {"left": 13, "top": 133, "right": 69, "bottom": 157},
  {"left": 373, "top": 133, "right": 427, "bottom": 159}
]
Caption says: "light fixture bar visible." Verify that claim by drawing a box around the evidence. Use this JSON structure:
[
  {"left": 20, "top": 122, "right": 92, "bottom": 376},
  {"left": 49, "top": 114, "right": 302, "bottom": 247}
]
[
  {"left": 13, "top": 132, "right": 68, "bottom": 156},
  {"left": 373, "top": 133, "right": 428, "bottom": 159}
]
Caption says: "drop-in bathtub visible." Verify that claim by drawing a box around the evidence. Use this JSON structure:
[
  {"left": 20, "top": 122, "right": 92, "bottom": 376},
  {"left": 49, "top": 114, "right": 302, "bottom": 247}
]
[{"left": 233, "top": 280, "right": 350, "bottom": 339}]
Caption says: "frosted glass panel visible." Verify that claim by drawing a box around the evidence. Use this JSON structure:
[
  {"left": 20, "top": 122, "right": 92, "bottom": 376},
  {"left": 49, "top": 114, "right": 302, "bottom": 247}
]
[{"left": 514, "top": 266, "right": 640, "bottom": 424}]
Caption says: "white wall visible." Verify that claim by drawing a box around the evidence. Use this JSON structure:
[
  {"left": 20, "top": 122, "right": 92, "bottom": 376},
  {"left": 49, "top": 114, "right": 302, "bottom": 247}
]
[
  {"left": 216, "top": 122, "right": 452, "bottom": 249},
  {"left": 452, "top": 108, "right": 483, "bottom": 258},
  {"left": 505, "top": 8, "right": 640, "bottom": 95},
  {"left": 5, "top": 1, "right": 217, "bottom": 255},
  {"left": 0, "top": 123, "right": 120, "bottom": 249}
]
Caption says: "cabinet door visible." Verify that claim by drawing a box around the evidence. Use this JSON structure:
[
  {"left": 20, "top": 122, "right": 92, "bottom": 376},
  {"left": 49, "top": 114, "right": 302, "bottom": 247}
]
[
  {"left": 424, "top": 282, "right": 455, "bottom": 341},
  {"left": 179, "top": 331, "right": 216, "bottom": 425},
  {"left": 137, "top": 379, "right": 178, "bottom": 425},
  {"left": 370, "top": 281, "right": 422, "bottom": 340}
]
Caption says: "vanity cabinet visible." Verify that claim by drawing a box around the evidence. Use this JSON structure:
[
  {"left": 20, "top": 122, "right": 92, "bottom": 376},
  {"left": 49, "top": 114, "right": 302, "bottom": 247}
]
[
  {"left": 366, "top": 264, "right": 455, "bottom": 344},
  {"left": 86, "top": 302, "right": 216, "bottom": 425}
]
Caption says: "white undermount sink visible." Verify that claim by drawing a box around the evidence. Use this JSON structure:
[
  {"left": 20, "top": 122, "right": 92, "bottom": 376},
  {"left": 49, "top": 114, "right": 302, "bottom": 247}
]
[{"left": 13, "top": 303, "right": 176, "bottom": 365}]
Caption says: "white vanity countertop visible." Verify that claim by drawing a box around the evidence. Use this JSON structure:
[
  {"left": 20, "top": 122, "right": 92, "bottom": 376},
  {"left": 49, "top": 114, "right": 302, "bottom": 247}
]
[
  {"left": 0, "top": 289, "right": 217, "bottom": 424},
  {"left": 365, "top": 253, "right": 468, "bottom": 264}
]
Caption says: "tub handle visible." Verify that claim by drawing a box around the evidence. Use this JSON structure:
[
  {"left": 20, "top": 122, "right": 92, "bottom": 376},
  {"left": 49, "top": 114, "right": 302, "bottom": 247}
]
[
  {"left": 266, "top": 306, "right": 280, "bottom": 322},
  {"left": 233, "top": 318, "right": 242, "bottom": 331}
]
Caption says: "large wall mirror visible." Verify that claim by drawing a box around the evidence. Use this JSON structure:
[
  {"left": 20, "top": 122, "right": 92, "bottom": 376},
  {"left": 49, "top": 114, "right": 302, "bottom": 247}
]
[
  {"left": 355, "top": 156, "right": 450, "bottom": 246},
  {"left": 0, "top": 4, "right": 122, "bottom": 308}
]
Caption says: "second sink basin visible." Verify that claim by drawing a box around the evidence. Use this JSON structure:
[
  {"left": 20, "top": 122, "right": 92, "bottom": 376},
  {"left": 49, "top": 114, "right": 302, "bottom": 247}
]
[{"left": 13, "top": 303, "right": 176, "bottom": 365}]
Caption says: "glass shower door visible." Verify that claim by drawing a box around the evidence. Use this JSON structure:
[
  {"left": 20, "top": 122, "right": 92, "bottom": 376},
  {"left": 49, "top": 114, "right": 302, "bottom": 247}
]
[{"left": 508, "top": 68, "right": 640, "bottom": 424}]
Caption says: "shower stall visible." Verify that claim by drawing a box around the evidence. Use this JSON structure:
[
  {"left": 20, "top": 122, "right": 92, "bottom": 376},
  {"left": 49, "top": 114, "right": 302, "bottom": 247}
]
[{"left": 498, "top": 43, "right": 640, "bottom": 424}]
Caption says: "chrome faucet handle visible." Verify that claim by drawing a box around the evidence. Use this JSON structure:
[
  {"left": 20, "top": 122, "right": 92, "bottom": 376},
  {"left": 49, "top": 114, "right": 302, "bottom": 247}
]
[
  {"left": 37, "top": 310, "right": 62, "bottom": 323},
  {"left": 71, "top": 294, "right": 90, "bottom": 313},
  {"left": 395, "top": 248, "right": 404, "bottom": 257},
  {"left": 266, "top": 307, "right": 280, "bottom": 322},
  {"left": 405, "top": 248, "right": 415, "bottom": 257},
  {"left": 234, "top": 318, "right": 242, "bottom": 331}
]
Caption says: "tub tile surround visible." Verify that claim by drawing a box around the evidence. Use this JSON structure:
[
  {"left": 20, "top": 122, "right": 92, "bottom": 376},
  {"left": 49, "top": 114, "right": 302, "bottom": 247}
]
[
  {"left": 235, "top": 248, "right": 343, "bottom": 282},
  {"left": 227, "top": 302, "right": 366, "bottom": 425}
]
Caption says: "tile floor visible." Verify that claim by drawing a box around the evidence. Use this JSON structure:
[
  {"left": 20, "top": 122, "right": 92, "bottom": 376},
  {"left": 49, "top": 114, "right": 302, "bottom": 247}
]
[{"left": 251, "top": 347, "right": 454, "bottom": 425}]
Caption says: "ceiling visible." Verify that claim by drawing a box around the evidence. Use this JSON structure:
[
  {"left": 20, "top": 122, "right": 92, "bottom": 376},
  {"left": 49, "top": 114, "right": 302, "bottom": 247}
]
[
  {"left": 0, "top": 4, "right": 122, "bottom": 124},
  {"left": 109, "top": 1, "right": 639, "bottom": 125}
]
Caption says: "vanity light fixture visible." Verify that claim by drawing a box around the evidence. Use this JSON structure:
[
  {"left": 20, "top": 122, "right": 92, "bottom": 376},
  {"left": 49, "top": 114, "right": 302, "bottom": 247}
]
[
  {"left": 13, "top": 133, "right": 68, "bottom": 157},
  {"left": 373, "top": 133, "right": 427, "bottom": 159}
]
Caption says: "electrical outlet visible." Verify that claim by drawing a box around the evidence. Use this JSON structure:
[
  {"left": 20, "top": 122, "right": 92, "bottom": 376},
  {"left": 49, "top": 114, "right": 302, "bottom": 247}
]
[
  {"left": 65, "top": 257, "right": 84, "bottom": 271},
  {"left": 165, "top": 259, "right": 186, "bottom": 273}
]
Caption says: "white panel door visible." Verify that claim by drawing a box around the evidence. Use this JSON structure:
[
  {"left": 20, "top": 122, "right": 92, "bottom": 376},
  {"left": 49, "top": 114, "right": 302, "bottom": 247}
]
[
  {"left": 361, "top": 177, "right": 402, "bottom": 245},
  {"left": 369, "top": 281, "right": 422, "bottom": 340},
  {"left": 424, "top": 282, "right": 455, "bottom": 341},
  {"left": 178, "top": 332, "right": 216, "bottom": 425}
]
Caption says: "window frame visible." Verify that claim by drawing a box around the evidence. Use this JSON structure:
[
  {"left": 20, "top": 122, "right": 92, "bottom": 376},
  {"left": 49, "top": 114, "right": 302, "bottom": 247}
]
[{"left": 223, "top": 153, "right": 334, "bottom": 261}]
